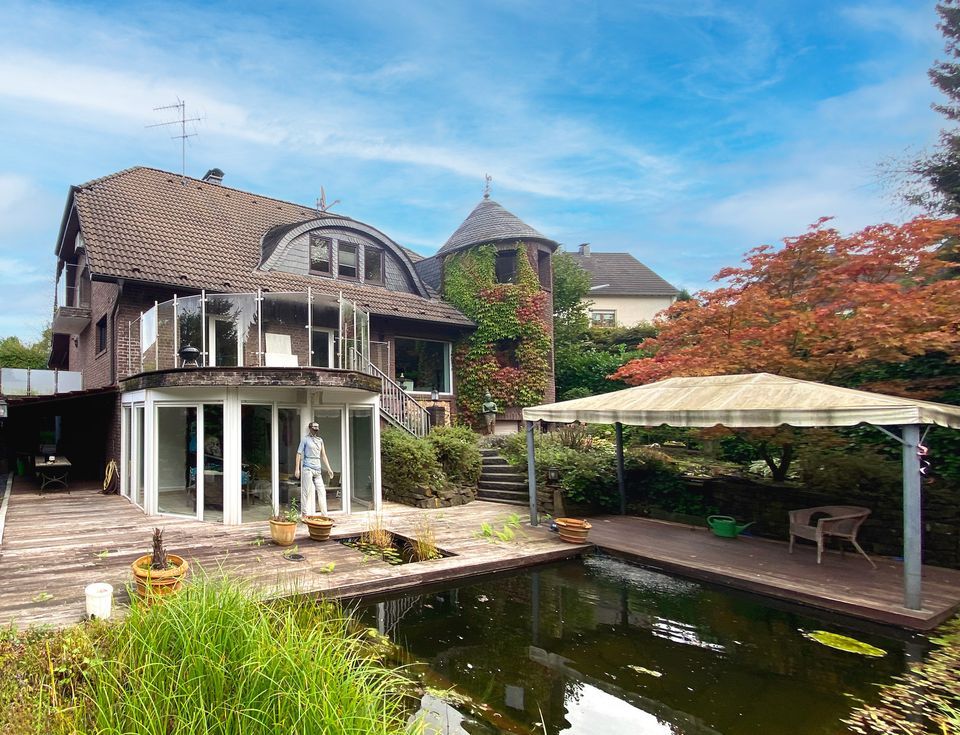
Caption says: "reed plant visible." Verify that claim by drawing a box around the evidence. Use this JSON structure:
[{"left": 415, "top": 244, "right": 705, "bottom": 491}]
[
  {"left": 361, "top": 512, "right": 394, "bottom": 551},
  {"left": 2, "top": 577, "right": 414, "bottom": 734},
  {"left": 410, "top": 514, "right": 441, "bottom": 561}
]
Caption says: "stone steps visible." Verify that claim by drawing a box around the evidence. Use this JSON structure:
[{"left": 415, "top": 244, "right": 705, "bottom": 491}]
[{"left": 477, "top": 449, "right": 527, "bottom": 506}]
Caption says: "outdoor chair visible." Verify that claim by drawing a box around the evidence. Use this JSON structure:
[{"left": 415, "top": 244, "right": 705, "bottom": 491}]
[{"left": 788, "top": 505, "right": 876, "bottom": 569}]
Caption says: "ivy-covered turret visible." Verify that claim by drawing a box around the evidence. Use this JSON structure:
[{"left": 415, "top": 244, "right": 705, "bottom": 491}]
[{"left": 434, "top": 191, "right": 558, "bottom": 428}]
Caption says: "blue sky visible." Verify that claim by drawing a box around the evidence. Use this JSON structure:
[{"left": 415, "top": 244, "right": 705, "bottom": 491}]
[{"left": 0, "top": 0, "right": 948, "bottom": 341}]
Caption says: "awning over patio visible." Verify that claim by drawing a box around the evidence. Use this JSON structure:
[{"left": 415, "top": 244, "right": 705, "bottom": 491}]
[
  {"left": 521, "top": 373, "right": 960, "bottom": 614},
  {"left": 522, "top": 372, "right": 960, "bottom": 428}
]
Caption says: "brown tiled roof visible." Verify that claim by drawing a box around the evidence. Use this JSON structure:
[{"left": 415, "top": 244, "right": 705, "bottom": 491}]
[
  {"left": 71, "top": 167, "right": 472, "bottom": 326},
  {"left": 569, "top": 251, "right": 678, "bottom": 297}
]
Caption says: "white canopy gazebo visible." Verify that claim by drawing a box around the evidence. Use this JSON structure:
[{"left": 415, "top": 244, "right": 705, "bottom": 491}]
[{"left": 522, "top": 372, "right": 960, "bottom": 611}]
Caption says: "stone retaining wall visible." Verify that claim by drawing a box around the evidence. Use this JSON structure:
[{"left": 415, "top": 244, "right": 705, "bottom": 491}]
[{"left": 385, "top": 482, "right": 477, "bottom": 509}]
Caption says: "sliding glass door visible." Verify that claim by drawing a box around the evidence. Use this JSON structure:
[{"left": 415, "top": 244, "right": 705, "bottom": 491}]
[{"left": 349, "top": 406, "right": 375, "bottom": 510}]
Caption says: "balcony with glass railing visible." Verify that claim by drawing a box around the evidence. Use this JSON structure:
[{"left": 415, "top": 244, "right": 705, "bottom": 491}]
[
  {"left": 128, "top": 290, "right": 429, "bottom": 436},
  {"left": 52, "top": 263, "right": 91, "bottom": 335},
  {"left": 0, "top": 368, "right": 83, "bottom": 396}
]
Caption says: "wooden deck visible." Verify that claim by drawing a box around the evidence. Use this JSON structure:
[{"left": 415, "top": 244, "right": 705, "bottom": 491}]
[
  {"left": 0, "top": 479, "right": 583, "bottom": 628},
  {"left": 5, "top": 476, "right": 960, "bottom": 631},
  {"left": 588, "top": 515, "right": 960, "bottom": 630}
]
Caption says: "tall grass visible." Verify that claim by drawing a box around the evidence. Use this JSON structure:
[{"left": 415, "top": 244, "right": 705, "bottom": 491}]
[{"left": 2, "top": 578, "right": 415, "bottom": 734}]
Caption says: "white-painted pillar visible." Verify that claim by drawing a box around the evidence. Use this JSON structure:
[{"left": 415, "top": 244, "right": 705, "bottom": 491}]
[
  {"left": 526, "top": 421, "right": 538, "bottom": 526},
  {"left": 902, "top": 424, "right": 923, "bottom": 610}
]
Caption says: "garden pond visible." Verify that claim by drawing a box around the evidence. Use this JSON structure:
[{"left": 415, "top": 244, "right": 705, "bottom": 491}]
[{"left": 354, "top": 555, "right": 926, "bottom": 735}]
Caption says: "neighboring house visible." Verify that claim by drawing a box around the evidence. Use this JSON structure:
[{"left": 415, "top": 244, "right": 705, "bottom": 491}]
[
  {"left": 568, "top": 243, "right": 679, "bottom": 327},
  {"left": 6, "top": 166, "right": 555, "bottom": 525}
]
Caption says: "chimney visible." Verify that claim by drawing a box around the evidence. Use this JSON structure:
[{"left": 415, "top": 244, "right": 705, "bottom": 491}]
[
  {"left": 202, "top": 168, "right": 225, "bottom": 185},
  {"left": 578, "top": 243, "right": 590, "bottom": 256}
]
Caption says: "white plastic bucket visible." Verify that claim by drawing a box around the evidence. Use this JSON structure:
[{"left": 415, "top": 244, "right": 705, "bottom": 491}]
[{"left": 85, "top": 582, "right": 114, "bottom": 620}]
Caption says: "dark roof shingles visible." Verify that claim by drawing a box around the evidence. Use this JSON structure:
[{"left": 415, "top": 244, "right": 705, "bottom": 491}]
[
  {"left": 439, "top": 198, "right": 554, "bottom": 255},
  {"left": 569, "top": 252, "right": 678, "bottom": 296}
]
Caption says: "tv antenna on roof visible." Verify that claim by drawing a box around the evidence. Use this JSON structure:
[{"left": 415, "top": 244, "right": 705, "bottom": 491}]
[
  {"left": 147, "top": 98, "right": 201, "bottom": 181},
  {"left": 316, "top": 186, "right": 340, "bottom": 213}
]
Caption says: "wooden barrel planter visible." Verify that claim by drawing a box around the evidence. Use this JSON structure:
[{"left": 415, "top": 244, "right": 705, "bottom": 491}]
[
  {"left": 131, "top": 554, "right": 189, "bottom": 602},
  {"left": 555, "top": 518, "right": 592, "bottom": 544},
  {"left": 269, "top": 519, "right": 298, "bottom": 546},
  {"left": 303, "top": 515, "right": 336, "bottom": 542}
]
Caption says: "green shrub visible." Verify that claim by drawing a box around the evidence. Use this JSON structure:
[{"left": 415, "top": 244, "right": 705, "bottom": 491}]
[
  {"left": 500, "top": 428, "right": 685, "bottom": 511},
  {"left": 381, "top": 427, "right": 443, "bottom": 495},
  {"left": 426, "top": 424, "right": 482, "bottom": 486}
]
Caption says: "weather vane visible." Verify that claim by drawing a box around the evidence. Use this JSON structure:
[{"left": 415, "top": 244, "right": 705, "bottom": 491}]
[{"left": 483, "top": 173, "right": 492, "bottom": 200}]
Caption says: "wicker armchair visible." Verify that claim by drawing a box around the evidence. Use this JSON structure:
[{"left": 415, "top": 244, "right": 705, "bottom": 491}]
[{"left": 788, "top": 506, "right": 876, "bottom": 569}]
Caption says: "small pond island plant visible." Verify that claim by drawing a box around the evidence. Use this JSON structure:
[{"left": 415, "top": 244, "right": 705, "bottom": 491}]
[{"left": 131, "top": 527, "right": 189, "bottom": 602}]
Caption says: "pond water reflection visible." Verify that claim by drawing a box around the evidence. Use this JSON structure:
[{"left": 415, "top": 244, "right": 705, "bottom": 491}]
[{"left": 356, "top": 555, "right": 920, "bottom": 735}]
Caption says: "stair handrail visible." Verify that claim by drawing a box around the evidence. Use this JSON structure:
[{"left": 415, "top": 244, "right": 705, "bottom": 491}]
[{"left": 350, "top": 347, "right": 430, "bottom": 437}]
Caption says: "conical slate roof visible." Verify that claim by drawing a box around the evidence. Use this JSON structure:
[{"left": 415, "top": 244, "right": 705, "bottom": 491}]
[{"left": 438, "top": 198, "right": 555, "bottom": 256}]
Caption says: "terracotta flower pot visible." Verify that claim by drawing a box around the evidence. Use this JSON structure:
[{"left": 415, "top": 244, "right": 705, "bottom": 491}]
[
  {"left": 131, "top": 554, "right": 189, "bottom": 602},
  {"left": 555, "top": 518, "right": 592, "bottom": 544},
  {"left": 269, "top": 519, "right": 298, "bottom": 546},
  {"left": 303, "top": 515, "right": 335, "bottom": 542}
]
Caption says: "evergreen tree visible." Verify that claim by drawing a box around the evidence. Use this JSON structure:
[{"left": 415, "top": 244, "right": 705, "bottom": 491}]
[{"left": 905, "top": 1, "right": 960, "bottom": 214}]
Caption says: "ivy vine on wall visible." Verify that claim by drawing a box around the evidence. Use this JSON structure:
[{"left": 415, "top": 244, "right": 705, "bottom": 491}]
[{"left": 443, "top": 243, "right": 551, "bottom": 418}]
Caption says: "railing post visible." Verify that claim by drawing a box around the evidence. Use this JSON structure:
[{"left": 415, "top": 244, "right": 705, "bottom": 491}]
[
  {"left": 173, "top": 294, "right": 179, "bottom": 365},
  {"left": 256, "top": 288, "right": 263, "bottom": 367},
  {"left": 201, "top": 289, "right": 207, "bottom": 367},
  {"left": 307, "top": 287, "right": 313, "bottom": 368}
]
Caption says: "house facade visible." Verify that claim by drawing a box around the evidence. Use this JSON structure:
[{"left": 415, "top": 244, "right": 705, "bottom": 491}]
[
  {"left": 37, "top": 166, "right": 556, "bottom": 524},
  {"left": 569, "top": 243, "right": 679, "bottom": 327}
]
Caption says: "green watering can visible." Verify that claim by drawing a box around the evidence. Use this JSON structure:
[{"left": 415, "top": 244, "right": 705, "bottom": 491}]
[{"left": 707, "top": 515, "right": 754, "bottom": 539}]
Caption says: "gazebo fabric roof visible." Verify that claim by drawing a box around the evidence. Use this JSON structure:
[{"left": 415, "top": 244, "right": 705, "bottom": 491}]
[{"left": 522, "top": 373, "right": 960, "bottom": 429}]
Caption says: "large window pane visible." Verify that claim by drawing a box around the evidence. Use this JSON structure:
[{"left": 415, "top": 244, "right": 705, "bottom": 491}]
[
  {"left": 134, "top": 405, "right": 144, "bottom": 508},
  {"left": 241, "top": 404, "right": 274, "bottom": 522},
  {"left": 350, "top": 407, "right": 374, "bottom": 509},
  {"left": 122, "top": 405, "right": 131, "bottom": 498},
  {"left": 157, "top": 406, "right": 197, "bottom": 517},
  {"left": 278, "top": 408, "right": 300, "bottom": 510},
  {"left": 394, "top": 338, "right": 450, "bottom": 393},
  {"left": 202, "top": 404, "right": 224, "bottom": 522},
  {"left": 313, "top": 408, "right": 343, "bottom": 513}
]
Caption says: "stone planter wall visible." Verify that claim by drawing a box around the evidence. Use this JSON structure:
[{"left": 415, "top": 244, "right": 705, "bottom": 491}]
[{"left": 385, "top": 482, "right": 477, "bottom": 509}]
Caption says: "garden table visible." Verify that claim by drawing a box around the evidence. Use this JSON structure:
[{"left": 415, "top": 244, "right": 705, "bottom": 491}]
[{"left": 34, "top": 456, "right": 71, "bottom": 495}]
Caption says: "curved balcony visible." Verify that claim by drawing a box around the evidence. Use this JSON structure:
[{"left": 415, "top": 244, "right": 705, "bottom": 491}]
[
  {"left": 129, "top": 290, "right": 368, "bottom": 374},
  {"left": 126, "top": 289, "right": 429, "bottom": 436}
]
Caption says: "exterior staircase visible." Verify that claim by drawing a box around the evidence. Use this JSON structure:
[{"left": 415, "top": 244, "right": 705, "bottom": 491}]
[{"left": 477, "top": 448, "right": 528, "bottom": 506}]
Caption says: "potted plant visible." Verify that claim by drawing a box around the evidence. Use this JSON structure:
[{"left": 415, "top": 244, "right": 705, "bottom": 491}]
[
  {"left": 303, "top": 514, "right": 336, "bottom": 542},
  {"left": 131, "top": 528, "right": 189, "bottom": 602},
  {"left": 269, "top": 500, "right": 300, "bottom": 546},
  {"left": 554, "top": 517, "right": 592, "bottom": 544}
]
